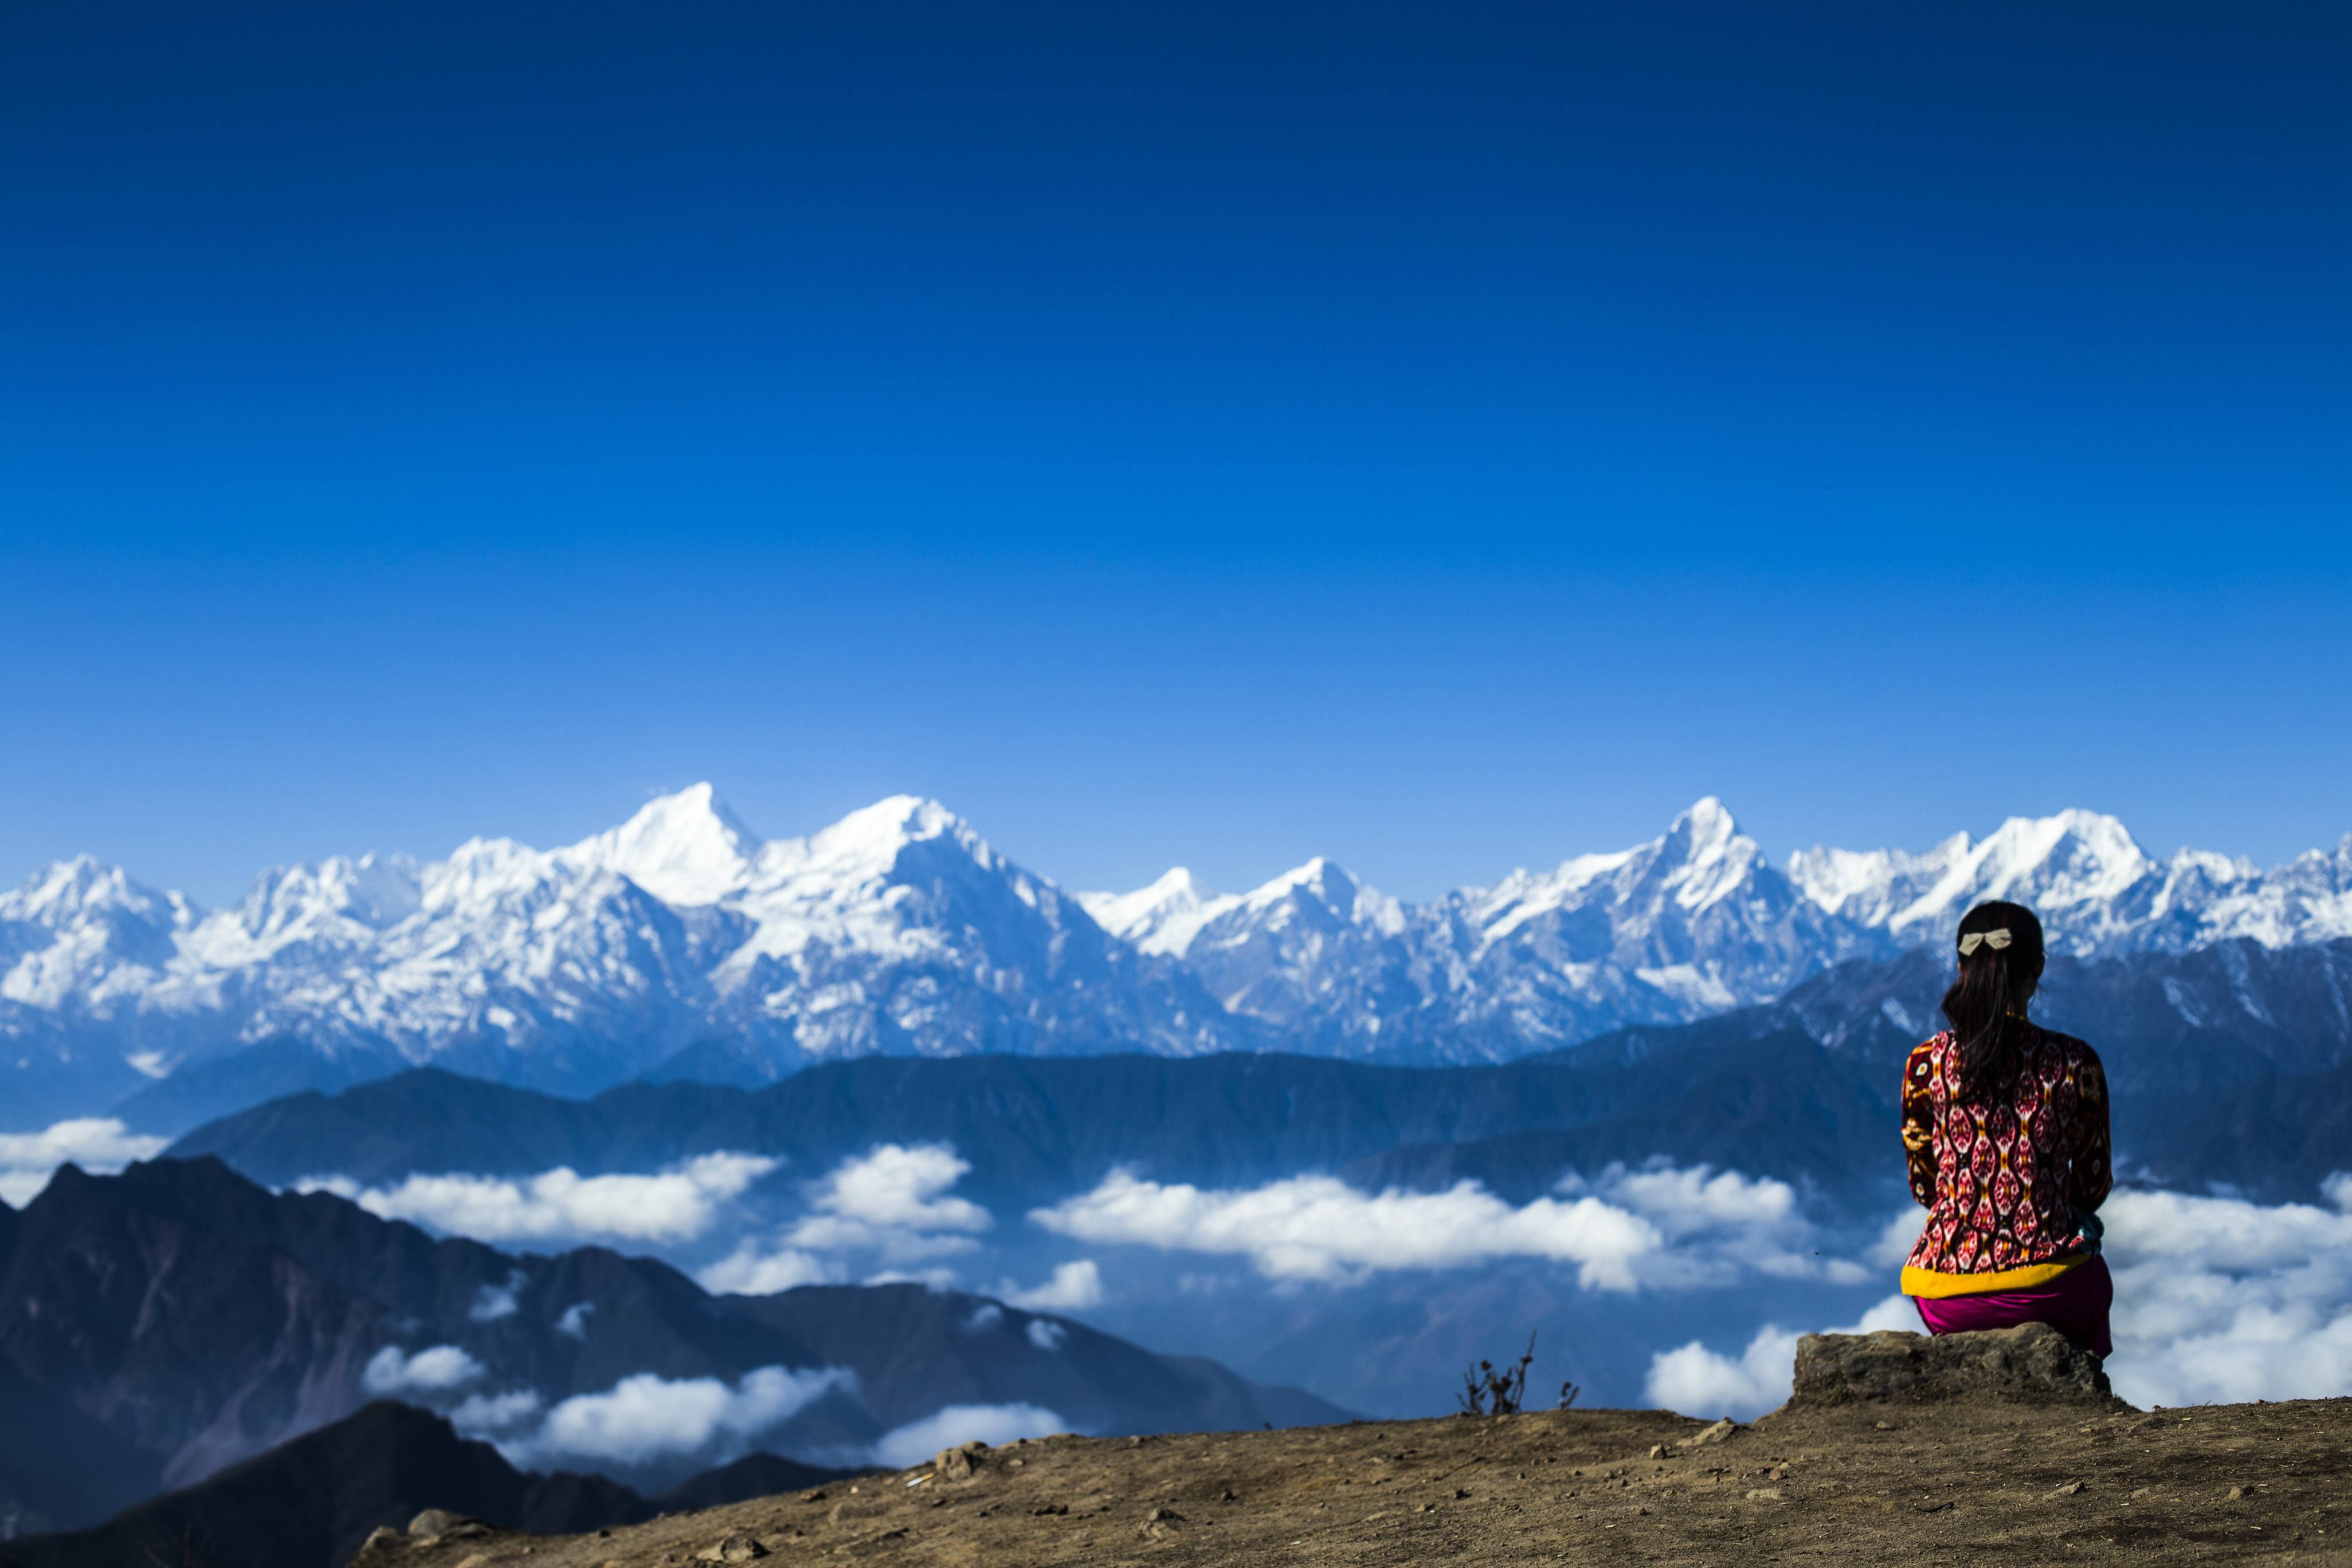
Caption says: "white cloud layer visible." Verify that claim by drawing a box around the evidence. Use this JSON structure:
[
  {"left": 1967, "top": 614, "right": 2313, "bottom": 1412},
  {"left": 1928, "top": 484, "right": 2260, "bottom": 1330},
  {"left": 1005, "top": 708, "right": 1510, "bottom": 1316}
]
[
  {"left": 1029, "top": 1164, "right": 1855, "bottom": 1288},
  {"left": 0, "top": 1118, "right": 168, "bottom": 1206},
  {"left": 699, "top": 1144, "right": 997, "bottom": 1293},
  {"left": 697, "top": 1242, "right": 845, "bottom": 1296},
  {"left": 508, "top": 1365, "right": 856, "bottom": 1467},
  {"left": 450, "top": 1388, "right": 544, "bottom": 1436},
  {"left": 871, "top": 1404, "right": 1069, "bottom": 1469},
  {"left": 784, "top": 1144, "right": 991, "bottom": 1261},
  {"left": 363, "top": 1343, "right": 487, "bottom": 1395},
  {"left": 1001, "top": 1260, "right": 1104, "bottom": 1311},
  {"left": 2103, "top": 1181, "right": 2352, "bottom": 1408},
  {"left": 470, "top": 1271, "right": 525, "bottom": 1322},
  {"left": 300, "top": 1152, "right": 777, "bottom": 1244}
]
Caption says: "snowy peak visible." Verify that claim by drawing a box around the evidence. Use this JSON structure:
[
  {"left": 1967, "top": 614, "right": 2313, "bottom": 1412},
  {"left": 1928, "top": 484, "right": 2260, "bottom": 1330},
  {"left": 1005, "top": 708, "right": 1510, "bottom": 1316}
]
[
  {"left": 1079, "top": 868, "right": 1234, "bottom": 957},
  {"left": 1668, "top": 795, "right": 1738, "bottom": 856},
  {"left": 572, "top": 782, "right": 761, "bottom": 905},
  {"left": 1785, "top": 807, "right": 2345, "bottom": 956},
  {"left": 1238, "top": 857, "right": 1400, "bottom": 930},
  {"left": 817, "top": 793, "right": 966, "bottom": 853},
  {"left": 753, "top": 794, "right": 986, "bottom": 890},
  {"left": 9, "top": 788, "right": 2352, "bottom": 1115},
  {"left": 221, "top": 853, "right": 423, "bottom": 950},
  {"left": 1, "top": 856, "right": 182, "bottom": 930},
  {"left": 1656, "top": 796, "right": 1765, "bottom": 912},
  {"left": 1865, "top": 809, "right": 2158, "bottom": 948}
]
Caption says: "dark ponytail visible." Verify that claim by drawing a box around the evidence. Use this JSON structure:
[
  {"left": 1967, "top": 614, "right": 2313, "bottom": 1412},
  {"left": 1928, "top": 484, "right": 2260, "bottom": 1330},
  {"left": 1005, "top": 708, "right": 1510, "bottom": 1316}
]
[{"left": 1939, "top": 900, "right": 2046, "bottom": 1099}]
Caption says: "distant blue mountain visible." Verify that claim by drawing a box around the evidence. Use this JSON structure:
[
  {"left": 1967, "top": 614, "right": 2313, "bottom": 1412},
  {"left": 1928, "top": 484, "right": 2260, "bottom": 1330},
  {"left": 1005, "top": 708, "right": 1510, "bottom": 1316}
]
[{"left": 9, "top": 786, "right": 2349, "bottom": 1129}]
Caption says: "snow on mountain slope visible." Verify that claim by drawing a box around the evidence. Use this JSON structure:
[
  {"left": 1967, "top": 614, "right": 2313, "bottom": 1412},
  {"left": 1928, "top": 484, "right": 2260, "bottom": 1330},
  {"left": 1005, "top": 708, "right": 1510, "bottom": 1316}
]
[
  {"left": 1, "top": 857, "right": 194, "bottom": 1010},
  {"left": 1787, "top": 811, "right": 2346, "bottom": 956},
  {"left": 565, "top": 782, "right": 759, "bottom": 905},
  {"left": 1090, "top": 800, "right": 1888, "bottom": 1063},
  {"left": 1, "top": 788, "right": 1239, "bottom": 1120},
  {"left": 1078, "top": 869, "right": 1237, "bottom": 957},
  {"left": 7, "top": 789, "right": 2352, "bottom": 1123}
]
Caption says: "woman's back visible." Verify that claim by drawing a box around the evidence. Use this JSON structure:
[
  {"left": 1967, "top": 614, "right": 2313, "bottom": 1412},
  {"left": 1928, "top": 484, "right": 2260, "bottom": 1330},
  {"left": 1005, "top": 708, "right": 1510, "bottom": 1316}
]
[{"left": 1900, "top": 1021, "right": 2110, "bottom": 1290}]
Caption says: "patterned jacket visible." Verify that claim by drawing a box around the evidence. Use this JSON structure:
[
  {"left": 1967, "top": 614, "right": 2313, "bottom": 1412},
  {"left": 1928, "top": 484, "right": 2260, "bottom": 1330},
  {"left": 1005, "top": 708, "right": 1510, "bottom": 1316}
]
[{"left": 1900, "top": 1021, "right": 2111, "bottom": 1297}]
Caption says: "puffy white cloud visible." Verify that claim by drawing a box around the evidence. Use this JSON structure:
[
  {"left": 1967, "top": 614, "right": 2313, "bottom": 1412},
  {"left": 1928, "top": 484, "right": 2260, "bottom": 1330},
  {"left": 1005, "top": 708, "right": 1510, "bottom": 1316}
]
[
  {"left": 697, "top": 1242, "right": 845, "bottom": 1296},
  {"left": 1001, "top": 1260, "right": 1104, "bottom": 1312},
  {"left": 783, "top": 1144, "right": 990, "bottom": 1261},
  {"left": 300, "top": 1152, "right": 777, "bottom": 1244},
  {"left": 470, "top": 1271, "right": 525, "bottom": 1322},
  {"left": 861, "top": 1267, "right": 961, "bottom": 1290},
  {"left": 1645, "top": 1295, "right": 1918, "bottom": 1420},
  {"left": 1032, "top": 1172, "right": 1655, "bottom": 1287},
  {"left": 450, "top": 1388, "right": 544, "bottom": 1436},
  {"left": 704, "top": 1144, "right": 995, "bottom": 1288},
  {"left": 1582, "top": 1166, "right": 1868, "bottom": 1286},
  {"left": 363, "top": 1344, "right": 486, "bottom": 1395},
  {"left": 556, "top": 1302, "right": 595, "bottom": 1340},
  {"left": 963, "top": 1303, "right": 1005, "bottom": 1331},
  {"left": 513, "top": 1366, "right": 856, "bottom": 1467},
  {"left": 870, "top": 1404, "right": 1069, "bottom": 1470},
  {"left": 817, "top": 1144, "right": 990, "bottom": 1232},
  {"left": 2102, "top": 1181, "right": 2352, "bottom": 1408},
  {"left": 1028, "top": 1164, "right": 1844, "bottom": 1289},
  {"left": 0, "top": 1118, "right": 168, "bottom": 1205},
  {"left": 1026, "top": 1319, "right": 1067, "bottom": 1351},
  {"left": 1645, "top": 1327, "right": 1800, "bottom": 1420}
]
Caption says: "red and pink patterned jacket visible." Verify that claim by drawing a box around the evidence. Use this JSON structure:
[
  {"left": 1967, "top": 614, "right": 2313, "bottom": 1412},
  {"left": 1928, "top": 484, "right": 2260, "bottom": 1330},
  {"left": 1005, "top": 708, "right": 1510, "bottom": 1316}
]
[{"left": 1900, "top": 1021, "right": 2111, "bottom": 1297}]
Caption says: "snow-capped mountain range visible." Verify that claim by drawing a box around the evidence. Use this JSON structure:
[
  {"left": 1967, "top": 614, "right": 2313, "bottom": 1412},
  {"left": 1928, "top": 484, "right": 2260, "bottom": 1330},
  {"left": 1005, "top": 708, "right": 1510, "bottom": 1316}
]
[{"left": 5, "top": 786, "right": 2349, "bottom": 1124}]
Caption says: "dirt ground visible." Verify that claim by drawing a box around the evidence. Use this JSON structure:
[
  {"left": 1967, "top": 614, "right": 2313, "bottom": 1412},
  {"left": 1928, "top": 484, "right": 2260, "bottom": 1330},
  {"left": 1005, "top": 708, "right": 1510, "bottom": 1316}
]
[{"left": 363, "top": 1395, "right": 2352, "bottom": 1568}]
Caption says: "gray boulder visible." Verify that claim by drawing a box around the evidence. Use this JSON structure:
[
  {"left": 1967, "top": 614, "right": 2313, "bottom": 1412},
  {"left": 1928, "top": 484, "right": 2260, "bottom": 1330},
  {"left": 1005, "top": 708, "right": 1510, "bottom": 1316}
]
[{"left": 1788, "top": 1324, "right": 2123, "bottom": 1408}]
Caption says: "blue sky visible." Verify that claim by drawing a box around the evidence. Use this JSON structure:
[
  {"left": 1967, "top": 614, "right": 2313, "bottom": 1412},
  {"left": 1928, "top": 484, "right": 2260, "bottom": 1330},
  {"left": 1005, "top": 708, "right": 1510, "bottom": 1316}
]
[{"left": 2, "top": 1, "right": 2347, "bottom": 904}]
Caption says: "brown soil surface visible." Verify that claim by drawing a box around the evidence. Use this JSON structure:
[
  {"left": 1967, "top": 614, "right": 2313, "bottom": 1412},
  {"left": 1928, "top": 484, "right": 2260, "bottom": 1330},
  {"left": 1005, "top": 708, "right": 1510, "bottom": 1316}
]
[{"left": 361, "top": 1397, "right": 2352, "bottom": 1567}]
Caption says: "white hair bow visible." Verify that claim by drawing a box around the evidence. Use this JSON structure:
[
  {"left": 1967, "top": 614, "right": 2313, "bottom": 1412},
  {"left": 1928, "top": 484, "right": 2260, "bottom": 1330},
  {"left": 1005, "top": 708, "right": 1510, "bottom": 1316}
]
[{"left": 1957, "top": 928, "right": 2013, "bottom": 957}]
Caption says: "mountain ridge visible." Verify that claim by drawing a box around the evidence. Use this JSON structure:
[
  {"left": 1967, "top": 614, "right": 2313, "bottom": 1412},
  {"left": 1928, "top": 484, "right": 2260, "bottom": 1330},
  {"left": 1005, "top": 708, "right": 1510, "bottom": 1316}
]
[
  {"left": 0, "top": 1155, "right": 1346, "bottom": 1528},
  {"left": 8, "top": 787, "right": 2350, "bottom": 1124}
]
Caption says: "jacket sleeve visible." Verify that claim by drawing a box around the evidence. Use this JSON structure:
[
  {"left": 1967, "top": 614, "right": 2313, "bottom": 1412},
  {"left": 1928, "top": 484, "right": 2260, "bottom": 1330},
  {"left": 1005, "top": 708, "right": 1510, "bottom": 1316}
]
[
  {"left": 2069, "top": 1045, "right": 2112, "bottom": 1216},
  {"left": 1900, "top": 1042, "right": 1937, "bottom": 1209}
]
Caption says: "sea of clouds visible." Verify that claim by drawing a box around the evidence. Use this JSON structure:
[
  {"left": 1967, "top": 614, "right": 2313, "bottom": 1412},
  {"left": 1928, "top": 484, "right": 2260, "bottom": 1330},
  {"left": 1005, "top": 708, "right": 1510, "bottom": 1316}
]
[
  {"left": 16, "top": 1111, "right": 2349, "bottom": 1433},
  {"left": 1028, "top": 1162, "right": 1871, "bottom": 1289},
  {"left": 280, "top": 1142, "right": 2352, "bottom": 1416}
]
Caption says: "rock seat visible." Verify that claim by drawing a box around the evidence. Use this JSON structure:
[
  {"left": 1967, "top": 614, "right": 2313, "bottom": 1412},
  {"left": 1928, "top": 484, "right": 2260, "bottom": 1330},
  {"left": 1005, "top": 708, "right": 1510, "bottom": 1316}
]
[{"left": 1788, "top": 1323, "right": 2125, "bottom": 1408}]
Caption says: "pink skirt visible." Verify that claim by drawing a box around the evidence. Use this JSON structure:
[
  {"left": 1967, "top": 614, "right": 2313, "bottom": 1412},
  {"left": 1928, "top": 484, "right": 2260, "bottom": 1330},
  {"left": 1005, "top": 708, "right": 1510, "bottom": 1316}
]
[{"left": 1910, "top": 1255, "right": 2113, "bottom": 1359}]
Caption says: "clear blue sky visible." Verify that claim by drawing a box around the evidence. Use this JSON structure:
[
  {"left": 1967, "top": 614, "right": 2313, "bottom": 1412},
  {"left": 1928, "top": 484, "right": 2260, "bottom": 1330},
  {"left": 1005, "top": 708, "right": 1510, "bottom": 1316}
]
[{"left": 3, "top": 1, "right": 2347, "bottom": 905}]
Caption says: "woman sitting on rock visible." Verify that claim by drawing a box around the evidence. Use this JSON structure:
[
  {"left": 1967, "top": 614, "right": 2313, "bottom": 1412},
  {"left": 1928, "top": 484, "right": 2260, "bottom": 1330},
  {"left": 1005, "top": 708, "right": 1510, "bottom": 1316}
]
[{"left": 1899, "top": 900, "right": 2113, "bottom": 1357}]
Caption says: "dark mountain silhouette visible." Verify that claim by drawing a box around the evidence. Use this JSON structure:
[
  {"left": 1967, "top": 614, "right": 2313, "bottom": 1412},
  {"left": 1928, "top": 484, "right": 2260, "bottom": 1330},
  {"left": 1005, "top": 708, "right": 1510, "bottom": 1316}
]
[
  {"left": 2123, "top": 1055, "right": 2352, "bottom": 1201},
  {"left": 0, "top": 1158, "right": 1341, "bottom": 1535},
  {"left": 167, "top": 938, "right": 2352, "bottom": 1212},
  {"left": 0, "top": 1155, "right": 799, "bottom": 1496},
  {"left": 167, "top": 1009, "right": 1877, "bottom": 1208},
  {"left": 1334, "top": 1028, "right": 1895, "bottom": 1202},
  {"left": 0, "top": 1402, "right": 645, "bottom": 1568}
]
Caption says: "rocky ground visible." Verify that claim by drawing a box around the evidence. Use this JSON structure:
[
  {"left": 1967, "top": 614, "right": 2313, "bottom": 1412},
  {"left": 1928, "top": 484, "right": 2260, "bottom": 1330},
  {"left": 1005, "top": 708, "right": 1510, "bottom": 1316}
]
[{"left": 357, "top": 1328, "right": 2351, "bottom": 1568}]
